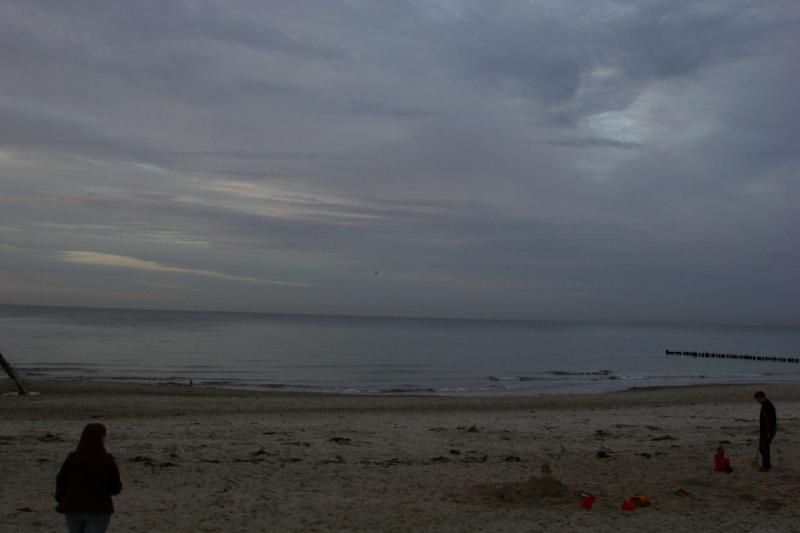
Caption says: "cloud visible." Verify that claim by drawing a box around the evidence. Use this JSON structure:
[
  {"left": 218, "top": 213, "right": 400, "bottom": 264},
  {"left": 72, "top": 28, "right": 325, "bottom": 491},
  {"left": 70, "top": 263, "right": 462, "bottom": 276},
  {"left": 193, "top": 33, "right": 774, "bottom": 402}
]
[
  {"left": 55, "top": 251, "right": 309, "bottom": 288},
  {"left": 0, "top": 1, "right": 798, "bottom": 322}
]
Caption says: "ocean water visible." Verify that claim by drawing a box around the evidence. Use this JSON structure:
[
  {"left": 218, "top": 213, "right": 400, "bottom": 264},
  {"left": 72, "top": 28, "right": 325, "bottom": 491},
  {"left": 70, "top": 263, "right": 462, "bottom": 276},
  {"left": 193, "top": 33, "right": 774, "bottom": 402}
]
[{"left": 1, "top": 305, "right": 799, "bottom": 395}]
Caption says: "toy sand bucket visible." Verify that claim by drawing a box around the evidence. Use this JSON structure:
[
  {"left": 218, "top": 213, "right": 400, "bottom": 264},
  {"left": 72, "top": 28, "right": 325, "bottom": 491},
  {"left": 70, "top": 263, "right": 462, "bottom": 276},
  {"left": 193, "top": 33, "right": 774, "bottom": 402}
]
[
  {"left": 622, "top": 499, "right": 636, "bottom": 511},
  {"left": 581, "top": 492, "right": 596, "bottom": 509}
]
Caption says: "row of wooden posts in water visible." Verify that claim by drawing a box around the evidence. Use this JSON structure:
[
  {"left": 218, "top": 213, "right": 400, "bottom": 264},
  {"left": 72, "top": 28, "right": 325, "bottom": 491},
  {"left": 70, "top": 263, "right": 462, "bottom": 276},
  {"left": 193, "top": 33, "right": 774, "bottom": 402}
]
[{"left": 666, "top": 349, "right": 800, "bottom": 364}]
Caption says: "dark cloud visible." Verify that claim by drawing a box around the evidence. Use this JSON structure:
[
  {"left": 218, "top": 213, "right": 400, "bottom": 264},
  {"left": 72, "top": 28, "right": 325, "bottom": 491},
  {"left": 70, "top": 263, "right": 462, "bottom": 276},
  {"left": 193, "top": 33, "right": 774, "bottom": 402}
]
[{"left": 0, "top": 0, "right": 798, "bottom": 323}]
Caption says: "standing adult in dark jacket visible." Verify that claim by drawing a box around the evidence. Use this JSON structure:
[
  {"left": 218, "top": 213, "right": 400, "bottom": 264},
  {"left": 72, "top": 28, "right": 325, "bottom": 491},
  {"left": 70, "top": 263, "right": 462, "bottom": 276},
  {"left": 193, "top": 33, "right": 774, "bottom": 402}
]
[
  {"left": 754, "top": 390, "right": 777, "bottom": 472},
  {"left": 55, "top": 423, "right": 122, "bottom": 533}
]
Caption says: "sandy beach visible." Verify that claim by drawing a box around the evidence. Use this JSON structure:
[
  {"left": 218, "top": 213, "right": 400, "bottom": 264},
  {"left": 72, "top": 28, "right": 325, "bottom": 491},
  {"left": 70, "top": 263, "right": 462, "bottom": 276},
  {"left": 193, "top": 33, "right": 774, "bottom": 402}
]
[{"left": 2, "top": 380, "right": 799, "bottom": 532}]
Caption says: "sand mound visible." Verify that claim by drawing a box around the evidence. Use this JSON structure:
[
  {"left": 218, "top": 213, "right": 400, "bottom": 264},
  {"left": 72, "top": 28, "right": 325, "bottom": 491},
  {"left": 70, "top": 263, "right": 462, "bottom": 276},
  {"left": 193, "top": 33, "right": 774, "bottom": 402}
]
[{"left": 472, "top": 475, "right": 574, "bottom": 506}]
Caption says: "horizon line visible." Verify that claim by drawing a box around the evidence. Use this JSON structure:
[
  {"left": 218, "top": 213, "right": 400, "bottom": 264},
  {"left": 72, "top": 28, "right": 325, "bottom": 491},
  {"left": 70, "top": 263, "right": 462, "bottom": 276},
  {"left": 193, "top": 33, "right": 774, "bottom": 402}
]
[{"left": 0, "top": 302, "right": 797, "bottom": 330}]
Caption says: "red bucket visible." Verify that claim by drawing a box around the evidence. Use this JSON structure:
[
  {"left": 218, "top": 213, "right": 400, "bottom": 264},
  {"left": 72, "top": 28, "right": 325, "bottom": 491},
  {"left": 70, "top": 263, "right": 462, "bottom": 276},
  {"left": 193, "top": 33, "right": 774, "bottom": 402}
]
[
  {"left": 581, "top": 493, "right": 597, "bottom": 509},
  {"left": 622, "top": 499, "right": 636, "bottom": 511}
]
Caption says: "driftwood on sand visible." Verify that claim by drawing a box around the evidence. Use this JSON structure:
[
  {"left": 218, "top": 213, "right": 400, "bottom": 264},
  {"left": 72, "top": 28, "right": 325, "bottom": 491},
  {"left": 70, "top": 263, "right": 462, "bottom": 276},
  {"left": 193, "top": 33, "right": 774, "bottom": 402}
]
[{"left": 0, "top": 351, "right": 28, "bottom": 395}]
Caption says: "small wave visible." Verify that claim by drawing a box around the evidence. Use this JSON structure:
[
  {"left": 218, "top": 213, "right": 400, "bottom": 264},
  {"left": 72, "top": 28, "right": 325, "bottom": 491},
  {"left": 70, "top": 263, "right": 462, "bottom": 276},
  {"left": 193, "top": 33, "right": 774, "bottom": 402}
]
[
  {"left": 105, "top": 375, "right": 192, "bottom": 382},
  {"left": 489, "top": 370, "right": 617, "bottom": 383},
  {"left": 20, "top": 367, "right": 100, "bottom": 374},
  {"left": 545, "top": 369, "right": 614, "bottom": 377},
  {"left": 257, "top": 383, "right": 289, "bottom": 389},
  {"left": 490, "top": 375, "right": 567, "bottom": 382},
  {"left": 379, "top": 387, "right": 437, "bottom": 394},
  {"left": 254, "top": 383, "right": 325, "bottom": 390},
  {"left": 193, "top": 380, "right": 236, "bottom": 387}
]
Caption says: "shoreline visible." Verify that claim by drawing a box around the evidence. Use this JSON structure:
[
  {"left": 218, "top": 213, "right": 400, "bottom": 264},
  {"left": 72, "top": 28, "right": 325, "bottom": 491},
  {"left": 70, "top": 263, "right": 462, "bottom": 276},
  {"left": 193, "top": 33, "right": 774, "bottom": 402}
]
[
  {"left": 5, "top": 379, "right": 800, "bottom": 416},
  {"left": 3, "top": 379, "right": 799, "bottom": 531},
  {"left": 5, "top": 379, "right": 800, "bottom": 423},
  {"left": 6, "top": 376, "right": 800, "bottom": 399}
]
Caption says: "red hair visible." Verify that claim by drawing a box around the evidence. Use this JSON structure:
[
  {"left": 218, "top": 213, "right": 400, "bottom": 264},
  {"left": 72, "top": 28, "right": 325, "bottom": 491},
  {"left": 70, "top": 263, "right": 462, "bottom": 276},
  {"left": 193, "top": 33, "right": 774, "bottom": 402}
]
[{"left": 76, "top": 423, "right": 107, "bottom": 456}]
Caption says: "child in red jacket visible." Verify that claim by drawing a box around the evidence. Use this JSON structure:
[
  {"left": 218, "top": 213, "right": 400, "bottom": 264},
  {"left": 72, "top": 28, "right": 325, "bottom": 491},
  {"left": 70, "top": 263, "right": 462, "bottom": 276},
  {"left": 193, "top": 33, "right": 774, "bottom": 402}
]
[{"left": 714, "top": 446, "right": 733, "bottom": 473}]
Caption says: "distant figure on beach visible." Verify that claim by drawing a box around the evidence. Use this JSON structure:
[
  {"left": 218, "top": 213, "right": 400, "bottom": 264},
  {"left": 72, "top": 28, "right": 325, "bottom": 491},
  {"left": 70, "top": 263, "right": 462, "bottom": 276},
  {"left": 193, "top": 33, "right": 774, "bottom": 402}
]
[
  {"left": 55, "top": 423, "right": 122, "bottom": 532},
  {"left": 754, "top": 391, "right": 777, "bottom": 472},
  {"left": 714, "top": 446, "right": 732, "bottom": 473}
]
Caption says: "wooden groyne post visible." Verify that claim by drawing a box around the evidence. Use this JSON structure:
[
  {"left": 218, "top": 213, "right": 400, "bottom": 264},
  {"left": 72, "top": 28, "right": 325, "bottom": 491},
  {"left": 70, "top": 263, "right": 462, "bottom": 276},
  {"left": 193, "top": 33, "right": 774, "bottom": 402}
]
[
  {"left": 666, "top": 349, "right": 800, "bottom": 364},
  {"left": 0, "top": 351, "right": 28, "bottom": 395}
]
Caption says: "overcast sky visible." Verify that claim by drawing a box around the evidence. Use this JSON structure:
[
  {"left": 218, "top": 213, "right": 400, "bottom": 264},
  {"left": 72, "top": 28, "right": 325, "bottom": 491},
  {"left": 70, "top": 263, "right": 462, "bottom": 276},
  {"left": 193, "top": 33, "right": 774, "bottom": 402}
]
[{"left": 1, "top": 0, "right": 798, "bottom": 324}]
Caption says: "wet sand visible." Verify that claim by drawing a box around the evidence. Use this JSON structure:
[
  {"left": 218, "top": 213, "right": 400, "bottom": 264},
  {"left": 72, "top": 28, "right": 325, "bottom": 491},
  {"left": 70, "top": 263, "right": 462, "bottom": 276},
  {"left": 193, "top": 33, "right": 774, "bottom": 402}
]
[{"left": 2, "top": 380, "right": 799, "bottom": 532}]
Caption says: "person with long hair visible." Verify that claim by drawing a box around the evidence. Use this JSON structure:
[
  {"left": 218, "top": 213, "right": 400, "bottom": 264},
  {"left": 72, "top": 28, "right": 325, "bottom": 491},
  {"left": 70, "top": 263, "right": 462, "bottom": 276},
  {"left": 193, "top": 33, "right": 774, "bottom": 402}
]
[{"left": 55, "top": 423, "right": 122, "bottom": 533}]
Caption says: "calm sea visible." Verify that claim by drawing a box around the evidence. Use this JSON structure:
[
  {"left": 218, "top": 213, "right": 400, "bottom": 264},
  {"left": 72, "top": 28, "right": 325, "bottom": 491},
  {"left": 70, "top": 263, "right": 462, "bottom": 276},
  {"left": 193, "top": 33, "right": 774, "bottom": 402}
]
[{"left": 2, "top": 305, "right": 799, "bottom": 395}]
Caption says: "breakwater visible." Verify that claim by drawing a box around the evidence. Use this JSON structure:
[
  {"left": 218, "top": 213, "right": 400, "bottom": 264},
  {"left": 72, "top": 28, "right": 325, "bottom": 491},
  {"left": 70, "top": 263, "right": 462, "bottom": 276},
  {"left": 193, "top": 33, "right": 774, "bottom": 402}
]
[{"left": 666, "top": 350, "right": 800, "bottom": 364}]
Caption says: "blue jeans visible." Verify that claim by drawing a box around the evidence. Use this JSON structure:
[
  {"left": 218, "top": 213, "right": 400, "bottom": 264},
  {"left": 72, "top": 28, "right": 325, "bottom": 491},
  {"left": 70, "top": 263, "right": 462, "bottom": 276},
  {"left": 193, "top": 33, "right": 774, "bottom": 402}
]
[{"left": 65, "top": 513, "right": 111, "bottom": 533}]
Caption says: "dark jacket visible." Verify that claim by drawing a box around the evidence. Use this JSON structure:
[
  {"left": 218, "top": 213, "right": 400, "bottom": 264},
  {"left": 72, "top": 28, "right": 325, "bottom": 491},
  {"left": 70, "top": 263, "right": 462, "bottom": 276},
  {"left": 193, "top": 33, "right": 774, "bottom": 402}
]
[
  {"left": 55, "top": 452, "right": 122, "bottom": 514},
  {"left": 760, "top": 399, "right": 777, "bottom": 440}
]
